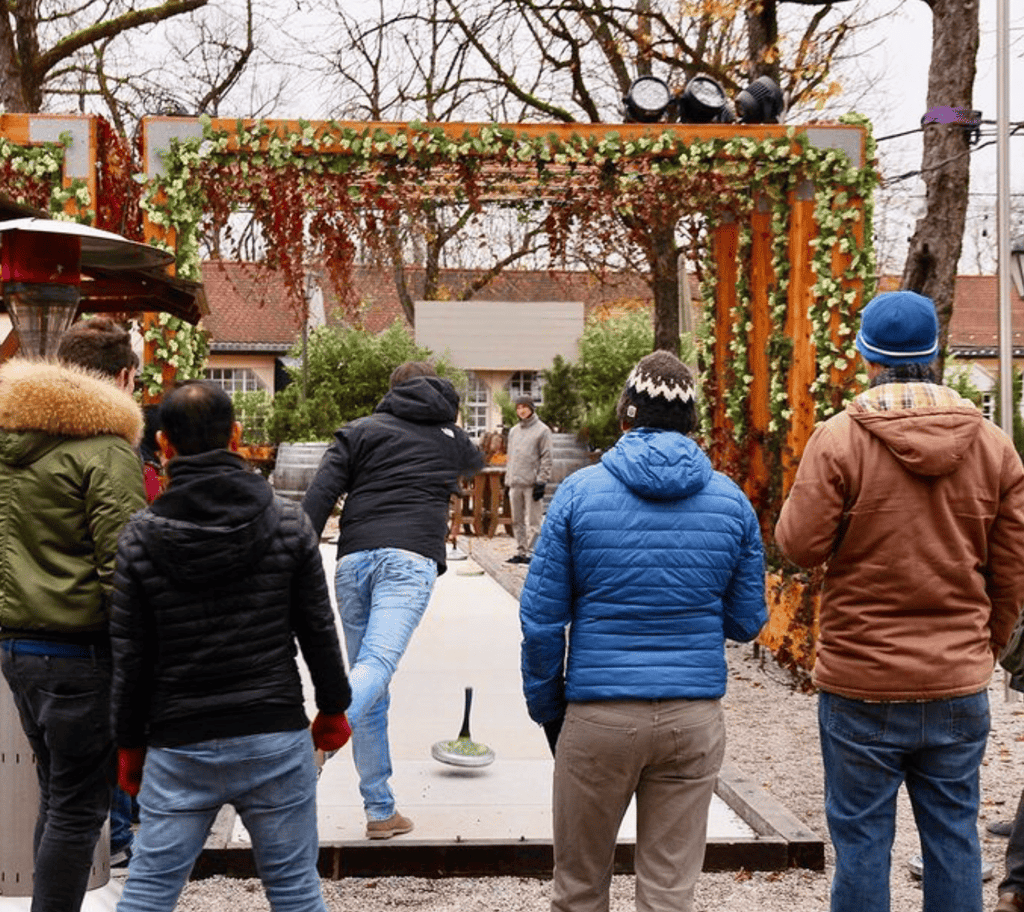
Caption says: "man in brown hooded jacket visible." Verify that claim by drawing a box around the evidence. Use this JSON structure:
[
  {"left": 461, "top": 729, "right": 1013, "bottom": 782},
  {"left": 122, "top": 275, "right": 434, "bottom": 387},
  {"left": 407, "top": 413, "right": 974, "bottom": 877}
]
[{"left": 776, "top": 290, "right": 1024, "bottom": 912}]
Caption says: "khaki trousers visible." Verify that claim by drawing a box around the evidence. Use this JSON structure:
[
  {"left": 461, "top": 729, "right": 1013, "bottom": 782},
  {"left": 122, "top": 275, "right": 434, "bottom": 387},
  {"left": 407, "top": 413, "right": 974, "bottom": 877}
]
[
  {"left": 509, "top": 484, "right": 543, "bottom": 556},
  {"left": 551, "top": 698, "right": 725, "bottom": 912}
]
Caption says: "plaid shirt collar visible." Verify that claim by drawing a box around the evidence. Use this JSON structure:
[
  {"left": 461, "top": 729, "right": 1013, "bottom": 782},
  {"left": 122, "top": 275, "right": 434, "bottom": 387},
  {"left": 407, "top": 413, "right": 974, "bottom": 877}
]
[{"left": 853, "top": 382, "right": 972, "bottom": 413}]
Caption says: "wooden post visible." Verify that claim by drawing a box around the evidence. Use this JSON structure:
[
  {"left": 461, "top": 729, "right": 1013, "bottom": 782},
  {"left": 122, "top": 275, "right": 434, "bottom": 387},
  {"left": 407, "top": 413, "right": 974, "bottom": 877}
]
[
  {"left": 828, "top": 193, "right": 867, "bottom": 407},
  {"left": 139, "top": 118, "right": 183, "bottom": 405},
  {"left": 782, "top": 180, "right": 819, "bottom": 495},
  {"left": 711, "top": 217, "right": 741, "bottom": 473},
  {"left": 747, "top": 199, "right": 776, "bottom": 531}
]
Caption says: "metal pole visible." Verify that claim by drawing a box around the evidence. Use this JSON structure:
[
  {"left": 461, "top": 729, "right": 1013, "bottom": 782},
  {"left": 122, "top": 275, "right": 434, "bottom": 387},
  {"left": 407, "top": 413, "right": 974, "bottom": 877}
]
[{"left": 997, "top": 0, "right": 1012, "bottom": 438}]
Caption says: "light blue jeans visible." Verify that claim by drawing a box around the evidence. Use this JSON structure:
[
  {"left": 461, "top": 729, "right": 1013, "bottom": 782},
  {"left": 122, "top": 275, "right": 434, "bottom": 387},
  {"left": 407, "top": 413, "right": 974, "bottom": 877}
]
[
  {"left": 818, "top": 690, "right": 990, "bottom": 912},
  {"left": 335, "top": 547, "right": 438, "bottom": 821},
  {"left": 115, "top": 730, "right": 326, "bottom": 912}
]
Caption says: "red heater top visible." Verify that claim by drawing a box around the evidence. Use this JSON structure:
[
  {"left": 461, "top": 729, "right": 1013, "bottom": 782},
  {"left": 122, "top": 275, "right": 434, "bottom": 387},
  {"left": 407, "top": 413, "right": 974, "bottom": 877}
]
[{"left": 1, "top": 229, "right": 81, "bottom": 285}]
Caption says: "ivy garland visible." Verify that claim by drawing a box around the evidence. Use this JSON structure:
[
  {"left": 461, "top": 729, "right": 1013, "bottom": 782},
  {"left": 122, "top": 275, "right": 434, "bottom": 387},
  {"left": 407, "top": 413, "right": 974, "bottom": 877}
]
[
  {"left": 0, "top": 132, "right": 92, "bottom": 220},
  {"left": 137, "top": 116, "right": 877, "bottom": 488}
]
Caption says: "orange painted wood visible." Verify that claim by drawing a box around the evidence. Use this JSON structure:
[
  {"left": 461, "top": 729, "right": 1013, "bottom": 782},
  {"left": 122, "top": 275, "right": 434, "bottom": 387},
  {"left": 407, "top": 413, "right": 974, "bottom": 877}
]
[
  {"left": 782, "top": 188, "right": 819, "bottom": 494},
  {"left": 202, "top": 117, "right": 805, "bottom": 149},
  {"left": 127, "top": 117, "right": 867, "bottom": 170},
  {"left": 0, "top": 115, "right": 31, "bottom": 145},
  {"left": 828, "top": 194, "right": 867, "bottom": 405},
  {"left": 0, "top": 114, "right": 98, "bottom": 218},
  {"left": 747, "top": 205, "right": 775, "bottom": 501},
  {"left": 712, "top": 220, "right": 741, "bottom": 471}
]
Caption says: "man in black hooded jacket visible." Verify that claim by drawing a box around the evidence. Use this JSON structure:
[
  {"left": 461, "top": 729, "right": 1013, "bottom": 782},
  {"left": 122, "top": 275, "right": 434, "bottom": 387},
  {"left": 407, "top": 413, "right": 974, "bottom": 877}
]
[
  {"left": 303, "top": 361, "right": 483, "bottom": 839},
  {"left": 110, "top": 381, "right": 351, "bottom": 912}
]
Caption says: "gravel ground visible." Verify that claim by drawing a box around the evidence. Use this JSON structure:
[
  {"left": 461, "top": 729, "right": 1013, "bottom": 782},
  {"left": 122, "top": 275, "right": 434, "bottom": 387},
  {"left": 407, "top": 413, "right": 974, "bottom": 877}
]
[{"left": 173, "top": 532, "right": 1024, "bottom": 912}]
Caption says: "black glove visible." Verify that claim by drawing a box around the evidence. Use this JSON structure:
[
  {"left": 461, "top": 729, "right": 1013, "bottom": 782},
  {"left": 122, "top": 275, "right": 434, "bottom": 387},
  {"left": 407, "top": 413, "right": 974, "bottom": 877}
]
[
  {"left": 532, "top": 482, "right": 546, "bottom": 502},
  {"left": 542, "top": 715, "right": 564, "bottom": 757}
]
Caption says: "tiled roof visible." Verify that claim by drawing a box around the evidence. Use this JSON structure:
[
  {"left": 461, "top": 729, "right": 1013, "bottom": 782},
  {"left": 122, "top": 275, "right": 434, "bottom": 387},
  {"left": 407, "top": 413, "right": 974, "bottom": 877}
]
[
  {"left": 201, "top": 261, "right": 656, "bottom": 348},
  {"left": 200, "top": 261, "right": 305, "bottom": 350},
  {"left": 200, "top": 261, "right": 1023, "bottom": 355},
  {"left": 946, "top": 275, "right": 1024, "bottom": 353}
]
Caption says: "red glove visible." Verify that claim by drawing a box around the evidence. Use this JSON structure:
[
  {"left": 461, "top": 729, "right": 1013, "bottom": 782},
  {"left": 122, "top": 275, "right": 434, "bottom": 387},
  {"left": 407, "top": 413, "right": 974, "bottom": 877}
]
[
  {"left": 311, "top": 712, "right": 352, "bottom": 752},
  {"left": 118, "top": 747, "right": 146, "bottom": 798}
]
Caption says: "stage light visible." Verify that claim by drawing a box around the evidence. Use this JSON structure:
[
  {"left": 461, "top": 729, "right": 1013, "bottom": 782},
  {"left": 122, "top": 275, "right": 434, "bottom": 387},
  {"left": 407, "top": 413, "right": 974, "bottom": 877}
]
[
  {"left": 677, "top": 75, "right": 732, "bottom": 123},
  {"left": 622, "top": 76, "right": 673, "bottom": 123},
  {"left": 735, "top": 76, "right": 785, "bottom": 124}
]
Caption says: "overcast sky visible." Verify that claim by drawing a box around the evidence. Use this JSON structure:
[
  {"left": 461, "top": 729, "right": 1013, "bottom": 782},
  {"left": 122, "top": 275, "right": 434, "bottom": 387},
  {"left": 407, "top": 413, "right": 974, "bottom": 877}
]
[{"left": 836, "top": 0, "right": 1024, "bottom": 274}]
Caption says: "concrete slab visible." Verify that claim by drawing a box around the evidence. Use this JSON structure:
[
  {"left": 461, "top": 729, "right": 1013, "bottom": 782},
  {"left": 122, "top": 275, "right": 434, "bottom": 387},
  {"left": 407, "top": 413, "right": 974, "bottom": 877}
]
[{"left": 194, "top": 545, "right": 824, "bottom": 878}]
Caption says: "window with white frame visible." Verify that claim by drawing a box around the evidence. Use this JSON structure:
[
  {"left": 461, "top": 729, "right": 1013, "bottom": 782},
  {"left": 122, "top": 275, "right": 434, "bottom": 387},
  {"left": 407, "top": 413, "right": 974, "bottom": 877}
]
[
  {"left": 463, "top": 372, "right": 489, "bottom": 438},
  {"left": 981, "top": 391, "right": 995, "bottom": 422},
  {"left": 204, "top": 367, "right": 264, "bottom": 394},
  {"left": 507, "top": 370, "right": 544, "bottom": 405}
]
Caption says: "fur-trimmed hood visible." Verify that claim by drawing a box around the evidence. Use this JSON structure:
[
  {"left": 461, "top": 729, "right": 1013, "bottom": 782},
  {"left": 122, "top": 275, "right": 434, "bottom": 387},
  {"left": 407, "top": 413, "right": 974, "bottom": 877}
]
[{"left": 0, "top": 358, "right": 143, "bottom": 463}]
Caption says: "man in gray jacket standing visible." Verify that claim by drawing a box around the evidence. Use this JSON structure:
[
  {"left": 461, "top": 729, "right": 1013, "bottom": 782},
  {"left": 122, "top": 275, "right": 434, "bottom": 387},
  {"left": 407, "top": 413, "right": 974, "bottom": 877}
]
[{"left": 505, "top": 395, "right": 552, "bottom": 564}]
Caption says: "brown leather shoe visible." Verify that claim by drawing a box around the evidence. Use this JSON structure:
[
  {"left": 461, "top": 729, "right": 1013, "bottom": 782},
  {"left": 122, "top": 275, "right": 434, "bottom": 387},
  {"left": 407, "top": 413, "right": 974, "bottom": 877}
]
[
  {"left": 365, "top": 812, "right": 414, "bottom": 840},
  {"left": 995, "top": 892, "right": 1024, "bottom": 912}
]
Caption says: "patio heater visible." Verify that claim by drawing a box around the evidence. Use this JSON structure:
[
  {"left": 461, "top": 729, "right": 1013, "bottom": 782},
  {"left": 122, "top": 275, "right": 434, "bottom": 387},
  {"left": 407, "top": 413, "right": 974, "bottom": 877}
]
[
  {"left": 0, "top": 217, "right": 178, "bottom": 906},
  {"left": 0, "top": 218, "right": 175, "bottom": 358}
]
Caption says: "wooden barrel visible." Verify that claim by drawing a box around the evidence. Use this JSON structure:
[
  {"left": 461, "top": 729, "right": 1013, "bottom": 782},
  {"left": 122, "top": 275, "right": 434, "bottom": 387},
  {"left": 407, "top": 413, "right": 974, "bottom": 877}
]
[
  {"left": 539, "top": 432, "right": 593, "bottom": 508},
  {"left": 272, "top": 441, "right": 331, "bottom": 502},
  {"left": 549, "top": 432, "right": 592, "bottom": 484}
]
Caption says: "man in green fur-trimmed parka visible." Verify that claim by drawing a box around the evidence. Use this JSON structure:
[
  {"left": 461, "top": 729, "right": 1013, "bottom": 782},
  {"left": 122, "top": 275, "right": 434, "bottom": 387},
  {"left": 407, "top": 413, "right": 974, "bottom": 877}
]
[{"left": 0, "top": 317, "right": 145, "bottom": 912}]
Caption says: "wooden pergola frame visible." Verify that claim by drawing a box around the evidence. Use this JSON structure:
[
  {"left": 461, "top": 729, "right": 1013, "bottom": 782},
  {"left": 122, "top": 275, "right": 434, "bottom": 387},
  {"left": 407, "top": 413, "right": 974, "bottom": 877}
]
[
  {"left": 141, "top": 115, "right": 867, "bottom": 499},
  {"left": 0, "top": 114, "right": 868, "bottom": 499}
]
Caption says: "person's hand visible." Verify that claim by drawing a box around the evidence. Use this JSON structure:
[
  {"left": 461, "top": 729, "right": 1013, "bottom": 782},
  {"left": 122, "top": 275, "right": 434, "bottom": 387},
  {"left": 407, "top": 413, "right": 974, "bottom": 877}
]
[
  {"left": 532, "top": 482, "right": 546, "bottom": 502},
  {"left": 118, "top": 747, "right": 146, "bottom": 798},
  {"left": 311, "top": 712, "right": 352, "bottom": 751},
  {"left": 542, "top": 715, "right": 564, "bottom": 757}
]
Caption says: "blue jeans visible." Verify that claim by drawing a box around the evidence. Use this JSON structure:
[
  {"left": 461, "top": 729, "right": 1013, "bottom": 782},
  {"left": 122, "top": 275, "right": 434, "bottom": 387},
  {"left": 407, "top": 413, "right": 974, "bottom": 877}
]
[
  {"left": 1, "top": 641, "right": 114, "bottom": 912},
  {"left": 116, "top": 730, "right": 325, "bottom": 912},
  {"left": 335, "top": 548, "right": 437, "bottom": 821},
  {"left": 818, "top": 690, "right": 989, "bottom": 912}
]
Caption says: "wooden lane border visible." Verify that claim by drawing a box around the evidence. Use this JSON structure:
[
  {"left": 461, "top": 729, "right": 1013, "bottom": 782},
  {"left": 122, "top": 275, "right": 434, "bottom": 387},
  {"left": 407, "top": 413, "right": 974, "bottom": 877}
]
[{"left": 192, "top": 762, "right": 822, "bottom": 880}]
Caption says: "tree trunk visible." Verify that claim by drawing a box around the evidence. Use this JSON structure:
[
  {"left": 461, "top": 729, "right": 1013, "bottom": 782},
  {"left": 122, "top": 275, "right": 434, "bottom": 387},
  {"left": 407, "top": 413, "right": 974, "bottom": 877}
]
[
  {"left": 745, "top": 0, "right": 781, "bottom": 84},
  {"left": 901, "top": 0, "right": 979, "bottom": 373},
  {"left": 0, "top": 11, "right": 29, "bottom": 111},
  {"left": 648, "top": 222, "right": 681, "bottom": 355}
]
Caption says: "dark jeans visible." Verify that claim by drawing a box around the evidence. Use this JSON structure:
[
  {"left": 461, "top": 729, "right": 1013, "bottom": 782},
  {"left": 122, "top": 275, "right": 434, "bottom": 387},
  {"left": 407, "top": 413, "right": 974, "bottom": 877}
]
[
  {"left": 0, "top": 642, "right": 114, "bottom": 912},
  {"left": 818, "top": 690, "right": 989, "bottom": 912},
  {"left": 1000, "top": 788, "right": 1024, "bottom": 896},
  {"left": 111, "top": 786, "right": 134, "bottom": 855}
]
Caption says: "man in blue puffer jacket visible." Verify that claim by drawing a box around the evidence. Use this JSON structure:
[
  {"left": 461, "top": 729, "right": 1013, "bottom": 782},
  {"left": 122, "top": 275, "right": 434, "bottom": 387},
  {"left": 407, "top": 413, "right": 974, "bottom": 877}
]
[{"left": 520, "top": 350, "right": 767, "bottom": 912}]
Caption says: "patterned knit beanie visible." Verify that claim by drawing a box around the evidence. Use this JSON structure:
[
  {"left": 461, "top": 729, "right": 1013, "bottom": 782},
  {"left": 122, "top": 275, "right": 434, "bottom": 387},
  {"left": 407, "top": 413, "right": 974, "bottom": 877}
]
[
  {"left": 615, "top": 350, "right": 697, "bottom": 434},
  {"left": 514, "top": 395, "right": 535, "bottom": 413}
]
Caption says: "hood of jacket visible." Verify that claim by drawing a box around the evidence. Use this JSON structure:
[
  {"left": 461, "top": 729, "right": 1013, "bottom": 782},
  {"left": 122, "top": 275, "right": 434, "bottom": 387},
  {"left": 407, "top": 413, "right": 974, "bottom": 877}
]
[
  {"left": 139, "top": 449, "right": 279, "bottom": 587},
  {"left": 847, "top": 382, "right": 983, "bottom": 478},
  {"left": 0, "top": 358, "right": 143, "bottom": 467},
  {"left": 601, "top": 428, "right": 713, "bottom": 501},
  {"left": 375, "top": 376, "right": 460, "bottom": 424}
]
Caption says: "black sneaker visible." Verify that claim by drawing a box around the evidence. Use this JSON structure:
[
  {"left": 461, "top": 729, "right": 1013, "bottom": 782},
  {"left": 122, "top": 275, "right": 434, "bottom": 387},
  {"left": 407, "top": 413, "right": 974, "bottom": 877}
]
[{"left": 507, "top": 554, "right": 526, "bottom": 564}]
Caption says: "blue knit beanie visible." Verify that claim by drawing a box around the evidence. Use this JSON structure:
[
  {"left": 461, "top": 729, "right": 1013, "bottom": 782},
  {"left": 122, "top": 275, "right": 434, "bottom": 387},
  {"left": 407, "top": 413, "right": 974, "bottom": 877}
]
[{"left": 855, "top": 291, "right": 939, "bottom": 366}]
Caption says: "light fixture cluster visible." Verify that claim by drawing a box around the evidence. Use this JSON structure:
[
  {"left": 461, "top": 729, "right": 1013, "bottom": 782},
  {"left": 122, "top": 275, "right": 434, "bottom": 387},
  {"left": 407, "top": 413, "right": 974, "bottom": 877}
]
[{"left": 622, "top": 74, "right": 785, "bottom": 125}]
